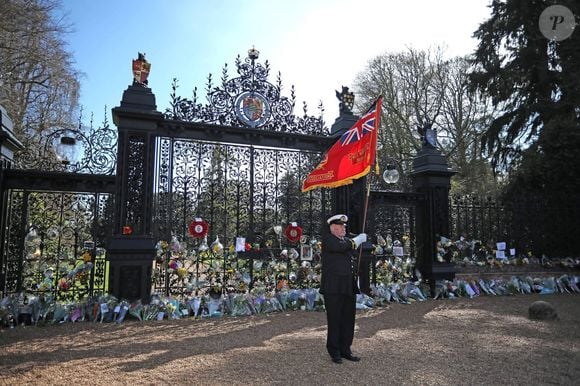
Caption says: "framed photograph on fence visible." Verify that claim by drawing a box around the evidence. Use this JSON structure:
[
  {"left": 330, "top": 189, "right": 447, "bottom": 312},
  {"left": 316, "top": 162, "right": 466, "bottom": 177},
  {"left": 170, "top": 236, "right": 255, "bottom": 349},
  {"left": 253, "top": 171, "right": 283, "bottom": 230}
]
[{"left": 300, "top": 244, "right": 313, "bottom": 261}]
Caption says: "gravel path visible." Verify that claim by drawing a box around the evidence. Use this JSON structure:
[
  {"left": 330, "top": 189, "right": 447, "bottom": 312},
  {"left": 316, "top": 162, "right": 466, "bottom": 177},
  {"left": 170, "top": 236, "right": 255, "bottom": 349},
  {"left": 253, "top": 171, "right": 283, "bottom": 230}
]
[{"left": 1, "top": 293, "right": 579, "bottom": 385}]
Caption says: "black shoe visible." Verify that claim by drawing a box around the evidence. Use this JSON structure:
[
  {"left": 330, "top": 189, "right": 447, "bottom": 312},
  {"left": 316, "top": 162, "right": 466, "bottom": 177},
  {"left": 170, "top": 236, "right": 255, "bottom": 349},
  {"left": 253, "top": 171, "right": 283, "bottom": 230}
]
[
  {"left": 341, "top": 353, "right": 361, "bottom": 362},
  {"left": 331, "top": 357, "right": 343, "bottom": 364}
]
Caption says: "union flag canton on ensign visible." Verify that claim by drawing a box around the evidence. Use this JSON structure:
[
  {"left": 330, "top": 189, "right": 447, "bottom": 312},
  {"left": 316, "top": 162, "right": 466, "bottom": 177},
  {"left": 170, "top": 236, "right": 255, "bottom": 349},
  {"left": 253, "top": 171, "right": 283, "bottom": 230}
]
[{"left": 339, "top": 106, "right": 377, "bottom": 146}]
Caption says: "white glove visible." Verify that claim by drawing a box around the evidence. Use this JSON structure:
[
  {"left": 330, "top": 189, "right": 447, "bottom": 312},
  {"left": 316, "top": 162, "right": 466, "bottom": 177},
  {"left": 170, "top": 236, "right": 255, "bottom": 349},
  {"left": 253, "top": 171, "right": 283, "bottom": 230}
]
[{"left": 352, "top": 233, "right": 367, "bottom": 248}]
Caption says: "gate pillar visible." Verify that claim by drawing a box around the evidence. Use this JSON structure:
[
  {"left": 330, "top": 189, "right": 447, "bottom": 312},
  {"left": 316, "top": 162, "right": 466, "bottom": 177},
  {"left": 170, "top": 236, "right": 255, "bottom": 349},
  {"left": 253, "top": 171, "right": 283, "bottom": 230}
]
[
  {"left": 106, "top": 236, "right": 156, "bottom": 302},
  {"left": 329, "top": 87, "right": 363, "bottom": 231},
  {"left": 108, "top": 72, "right": 162, "bottom": 302},
  {"left": 411, "top": 131, "right": 456, "bottom": 293}
]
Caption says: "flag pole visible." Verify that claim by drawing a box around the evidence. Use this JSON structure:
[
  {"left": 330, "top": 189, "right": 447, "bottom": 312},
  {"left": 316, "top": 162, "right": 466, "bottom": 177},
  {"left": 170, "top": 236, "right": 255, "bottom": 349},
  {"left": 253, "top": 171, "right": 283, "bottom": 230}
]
[
  {"left": 356, "top": 177, "right": 371, "bottom": 277},
  {"left": 356, "top": 95, "right": 383, "bottom": 283}
]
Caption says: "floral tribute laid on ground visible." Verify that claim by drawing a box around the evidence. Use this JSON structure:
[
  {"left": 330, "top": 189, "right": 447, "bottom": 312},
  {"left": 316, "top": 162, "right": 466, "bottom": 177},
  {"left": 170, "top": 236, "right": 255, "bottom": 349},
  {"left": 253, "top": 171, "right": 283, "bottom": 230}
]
[{"left": 1, "top": 233, "right": 579, "bottom": 329}]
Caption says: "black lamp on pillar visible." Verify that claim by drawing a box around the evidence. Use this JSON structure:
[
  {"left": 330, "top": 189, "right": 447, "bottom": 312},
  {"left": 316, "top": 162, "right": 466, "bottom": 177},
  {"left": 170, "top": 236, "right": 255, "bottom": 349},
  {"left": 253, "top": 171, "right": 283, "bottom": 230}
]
[
  {"left": 55, "top": 132, "right": 77, "bottom": 167},
  {"left": 382, "top": 162, "right": 400, "bottom": 185}
]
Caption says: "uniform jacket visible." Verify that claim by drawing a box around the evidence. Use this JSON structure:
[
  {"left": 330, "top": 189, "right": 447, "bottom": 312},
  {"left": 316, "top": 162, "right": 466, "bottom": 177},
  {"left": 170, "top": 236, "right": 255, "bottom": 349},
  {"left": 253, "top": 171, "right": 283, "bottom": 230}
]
[{"left": 320, "top": 232, "right": 359, "bottom": 295}]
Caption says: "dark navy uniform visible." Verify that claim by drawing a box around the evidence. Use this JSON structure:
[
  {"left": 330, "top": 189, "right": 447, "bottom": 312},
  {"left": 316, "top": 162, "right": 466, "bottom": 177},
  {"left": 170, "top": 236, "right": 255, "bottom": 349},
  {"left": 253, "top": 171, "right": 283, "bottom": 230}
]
[{"left": 320, "top": 232, "right": 359, "bottom": 361}]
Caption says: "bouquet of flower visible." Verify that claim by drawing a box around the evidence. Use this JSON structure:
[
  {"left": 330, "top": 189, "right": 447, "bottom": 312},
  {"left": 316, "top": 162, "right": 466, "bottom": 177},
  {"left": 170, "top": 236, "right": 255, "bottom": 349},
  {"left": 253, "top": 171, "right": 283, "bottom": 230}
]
[
  {"left": 0, "top": 296, "right": 15, "bottom": 327},
  {"left": 487, "top": 279, "right": 507, "bottom": 295},
  {"left": 369, "top": 284, "right": 390, "bottom": 304},
  {"left": 242, "top": 293, "right": 256, "bottom": 315},
  {"left": 297, "top": 291, "right": 307, "bottom": 310},
  {"left": 171, "top": 298, "right": 184, "bottom": 319},
  {"left": 304, "top": 288, "right": 318, "bottom": 311},
  {"left": 436, "top": 236, "right": 458, "bottom": 263},
  {"left": 102, "top": 294, "right": 120, "bottom": 323},
  {"left": 517, "top": 278, "right": 532, "bottom": 294},
  {"left": 313, "top": 290, "right": 325, "bottom": 311},
  {"left": 385, "top": 283, "right": 409, "bottom": 304},
  {"left": 143, "top": 303, "right": 160, "bottom": 321},
  {"left": 466, "top": 280, "right": 481, "bottom": 296},
  {"left": 275, "top": 290, "right": 289, "bottom": 310},
  {"left": 506, "top": 277, "right": 522, "bottom": 295},
  {"left": 540, "top": 277, "right": 557, "bottom": 294},
  {"left": 70, "top": 305, "right": 84, "bottom": 322},
  {"left": 267, "top": 295, "right": 284, "bottom": 312},
  {"left": 207, "top": 296, "right": 222, "bottom": 317},
  {"left": 267, "top": 289, "right": 285, "bottom": 313},
  {"left": 115, "top": 300, "right": 130, "bottom": 324},
  {"left": 402, "top": 282, "right": 427, "bottom": 301},
  {"left": 432, "top": 281, "right": 450, "bottom": 300},
  {"left": 129, "top": 301, "right": 144, "bottom": 321},
  {"left": 286, "top": 289, "right": 302, "bottom": 310},
  {"left": 25, "top": 295, "right": 41, "bottom": 325},
  {"left": 252, "top": 294, "right": 267, "bottom": 314},
  {"left": 473, "top": 279, "right": 486, "bottom": 295},
  {"left": 572, "top": 276, "right": 580, "bottom": 293},
  {"left": 229, "top": 294, "right": 252, "bottom": 317},
  {"left": 188, "top": 296, "right": 202, "bottom": 317},
  {"left": 51, "top": 303, "right": 68, "bottom": 324},
  {"left": 455, "top": 280, "right": 474, "bottom": 298},
  {"left": 559, "top": 275, "right": 580, "bottom": 293}
]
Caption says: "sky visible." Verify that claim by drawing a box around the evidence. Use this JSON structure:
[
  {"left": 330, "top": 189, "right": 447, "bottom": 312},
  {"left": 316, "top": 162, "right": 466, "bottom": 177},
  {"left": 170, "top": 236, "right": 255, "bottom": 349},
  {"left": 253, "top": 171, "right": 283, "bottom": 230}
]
[{"left": 60, "top": 0, "right": 492, "bottom": 127}]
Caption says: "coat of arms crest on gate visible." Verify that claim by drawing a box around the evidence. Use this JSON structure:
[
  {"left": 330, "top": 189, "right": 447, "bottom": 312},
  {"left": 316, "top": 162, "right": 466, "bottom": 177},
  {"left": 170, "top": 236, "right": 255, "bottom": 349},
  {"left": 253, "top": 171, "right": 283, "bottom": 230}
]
[{"left": 235, "top": 91, "right": 271, "bottom": 127}]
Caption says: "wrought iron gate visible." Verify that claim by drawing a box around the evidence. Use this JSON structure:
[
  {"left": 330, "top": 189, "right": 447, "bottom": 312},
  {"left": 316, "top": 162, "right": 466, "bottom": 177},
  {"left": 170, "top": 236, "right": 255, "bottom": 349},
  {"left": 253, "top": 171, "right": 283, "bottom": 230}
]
[
  {"left": 144, "top": 49, "right": 335, "bottom": 296},
  {"left": 0, "top": 120, "right": 117, "bottom": 299}
]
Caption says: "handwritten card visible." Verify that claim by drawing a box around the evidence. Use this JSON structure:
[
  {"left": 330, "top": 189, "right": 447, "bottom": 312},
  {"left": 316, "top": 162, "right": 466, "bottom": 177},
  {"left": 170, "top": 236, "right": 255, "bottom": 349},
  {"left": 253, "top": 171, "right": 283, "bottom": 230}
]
[{"left": 235, "top": 237, "right": 246, "bottom": 252}]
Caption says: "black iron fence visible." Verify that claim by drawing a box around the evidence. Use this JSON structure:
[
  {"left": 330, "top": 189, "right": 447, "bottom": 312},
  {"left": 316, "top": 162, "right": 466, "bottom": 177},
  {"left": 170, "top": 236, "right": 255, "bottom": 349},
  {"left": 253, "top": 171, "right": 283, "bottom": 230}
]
[
  {"left": 449, "top": 195, "right": 510, "bottom": 245},
  {"left": 1, "top": 186, "right": 113, "bottom": 300},
  {"left": 449, "top": 195, "right": 580, "bottom": 257}
]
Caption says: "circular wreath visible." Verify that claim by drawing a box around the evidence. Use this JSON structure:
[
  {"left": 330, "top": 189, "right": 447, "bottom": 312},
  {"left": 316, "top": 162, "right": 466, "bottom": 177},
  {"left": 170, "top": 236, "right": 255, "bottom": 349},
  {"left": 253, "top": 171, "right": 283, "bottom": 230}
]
[
  {"left": 188, "top": 219, "right": 209, "bottom": 238},
  {"left": 284, "top": 223, "right": 303, "bottom": 244}
]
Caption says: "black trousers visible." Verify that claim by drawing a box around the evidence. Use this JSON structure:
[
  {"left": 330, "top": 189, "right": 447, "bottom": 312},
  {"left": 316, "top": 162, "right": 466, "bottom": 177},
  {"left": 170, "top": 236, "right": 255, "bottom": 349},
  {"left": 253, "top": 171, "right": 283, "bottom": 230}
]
[{"left": 324, "top": 293, "right": 356, "bottom": 358}]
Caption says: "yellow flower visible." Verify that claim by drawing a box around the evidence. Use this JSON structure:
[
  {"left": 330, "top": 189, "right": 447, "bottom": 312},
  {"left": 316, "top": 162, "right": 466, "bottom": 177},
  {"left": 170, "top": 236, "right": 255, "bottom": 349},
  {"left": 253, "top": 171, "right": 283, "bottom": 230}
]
[
  {"left": 82, "top": 252, "right": 91, "bottom": 263},
  {"left": 177, "top": 267, "right": 187, "bottom": 278}
]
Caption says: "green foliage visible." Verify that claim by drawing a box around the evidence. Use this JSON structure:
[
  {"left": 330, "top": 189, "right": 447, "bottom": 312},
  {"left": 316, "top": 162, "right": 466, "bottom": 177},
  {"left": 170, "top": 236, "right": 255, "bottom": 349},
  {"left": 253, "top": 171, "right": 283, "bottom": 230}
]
[
  {"left": 471, "top": 0, "right": 580, "bottom": 255},
  {"left": 470, "top": 0, "right": 580, "bottom": 170},
  {"left": 503, "top": 115, "right": 580, "bottom": 198},
  {"left": 450, "top": 158, "right": 502, "bottom": 197},
  {"left": 501, "top": 116, "right": 580, "bottom": 255}
]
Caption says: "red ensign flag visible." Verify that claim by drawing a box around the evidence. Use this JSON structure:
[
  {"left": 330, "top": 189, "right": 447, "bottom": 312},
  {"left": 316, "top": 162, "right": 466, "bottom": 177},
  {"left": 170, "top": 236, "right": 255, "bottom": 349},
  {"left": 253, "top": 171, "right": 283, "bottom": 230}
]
[{"left": 301, "top": 97, "right": 383, "bottom": 192}]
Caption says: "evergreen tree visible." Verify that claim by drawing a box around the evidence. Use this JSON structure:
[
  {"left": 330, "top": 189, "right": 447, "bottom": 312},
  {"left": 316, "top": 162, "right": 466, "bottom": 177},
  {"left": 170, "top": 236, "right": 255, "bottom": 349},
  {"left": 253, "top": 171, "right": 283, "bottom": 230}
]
[
  {"left": 470, "top": 0, "right": 580, "bottom": 255},
  {"left": 470, "top": 0, "right": 580, "bottom": 169}
]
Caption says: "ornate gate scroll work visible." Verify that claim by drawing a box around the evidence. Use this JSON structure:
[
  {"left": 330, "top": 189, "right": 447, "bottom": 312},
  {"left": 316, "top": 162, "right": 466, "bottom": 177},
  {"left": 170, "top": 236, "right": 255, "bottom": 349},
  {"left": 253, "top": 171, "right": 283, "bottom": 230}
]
[{"left": 165, "top": 48, "right": 327, "bottom": 135}]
